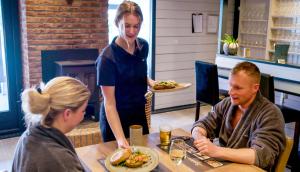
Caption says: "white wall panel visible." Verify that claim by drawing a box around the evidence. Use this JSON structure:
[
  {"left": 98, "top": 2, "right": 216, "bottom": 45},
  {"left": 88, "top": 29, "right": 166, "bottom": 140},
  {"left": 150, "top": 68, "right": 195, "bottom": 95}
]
[
  {"left": 155, "top": 69, "right": 194, "bottom": 80},
  {"left": 156, "top": 61, "right": 193, "bottom": 71},
  {"left": 157, "top": 1, "right": 219, "bottom": 11},
  {"left": 156, "top": 28, "right": 205, "bottom": 37},
  {"left": 156, "top": 44, "right": 218, "bottom": 54},
  {"left": 157, "top": 10, "right": 218, "bottom": 19},
  {"left": 154, "top": 0, "right": 220, "bottom": 109},
  {"left": 156, "top": 36, "right": 218, "bottom": 45},
  {"left": 156, "top": 19, "right": 191, "bottom": 28}
]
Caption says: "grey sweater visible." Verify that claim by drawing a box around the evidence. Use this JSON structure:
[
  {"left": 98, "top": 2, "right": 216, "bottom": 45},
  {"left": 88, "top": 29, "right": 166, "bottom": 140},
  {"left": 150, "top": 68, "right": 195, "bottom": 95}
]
[
  {"left": 12, "top": 124, "right": 90, "bottom": 172},
  {"left": 192, "top": 93, "right": 285, "bottom": 171}
]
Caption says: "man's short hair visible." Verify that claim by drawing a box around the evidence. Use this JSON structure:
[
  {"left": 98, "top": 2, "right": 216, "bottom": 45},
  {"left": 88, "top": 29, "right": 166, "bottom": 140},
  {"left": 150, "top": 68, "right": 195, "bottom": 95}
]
[{"left": 231, "top": 61, "right": 261, "bottom": 84}]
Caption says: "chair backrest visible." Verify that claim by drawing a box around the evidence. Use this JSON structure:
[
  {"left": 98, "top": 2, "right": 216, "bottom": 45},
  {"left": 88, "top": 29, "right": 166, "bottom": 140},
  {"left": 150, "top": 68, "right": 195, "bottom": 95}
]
[
  {"left": 195, "top": 61, "right": 219, "bottom": 106},
  {"left": 275, "top": 136, "right": 293, "bottom": 172},
  {"left": 145, "top": 91, "right": 153, "bottom": 129},
  {"left": 260, "top": 73, "right": 275, "bottom": 103}
]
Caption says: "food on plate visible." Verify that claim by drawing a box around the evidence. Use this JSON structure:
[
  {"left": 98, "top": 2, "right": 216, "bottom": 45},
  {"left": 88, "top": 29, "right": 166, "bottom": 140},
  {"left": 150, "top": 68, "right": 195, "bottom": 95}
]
[
  {"left": 153, "top": 80, "right": 178, "bottom": 90},
  {"left": 125, "top": 152, "right": 149, "bottom": 168},
  {"left": 110, "top": 148, "right": 132, "bottom": 166},
  {"left": 110, "top": 149, "right": 149, "bottom": 168}
]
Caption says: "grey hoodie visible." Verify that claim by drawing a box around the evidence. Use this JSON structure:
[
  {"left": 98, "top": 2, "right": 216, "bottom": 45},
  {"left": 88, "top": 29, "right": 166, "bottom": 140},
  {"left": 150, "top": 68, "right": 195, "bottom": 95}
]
[{"left": 12, "top": 124, "right": 91, "bottom": 172}]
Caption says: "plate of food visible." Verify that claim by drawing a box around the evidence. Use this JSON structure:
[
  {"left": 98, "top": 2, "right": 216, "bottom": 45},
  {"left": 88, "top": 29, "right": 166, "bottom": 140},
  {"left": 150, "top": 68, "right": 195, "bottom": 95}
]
[
  {"left": 150, "top": 80, "right": 192, "bottom": 93},
  {"left": 104, "top": 146, "right": 159, "bottom": 172}
]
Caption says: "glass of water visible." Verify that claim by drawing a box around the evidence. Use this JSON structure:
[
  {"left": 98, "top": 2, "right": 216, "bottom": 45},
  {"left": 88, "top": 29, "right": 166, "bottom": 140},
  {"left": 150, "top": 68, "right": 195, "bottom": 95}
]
[{"left": 169, "top": 138, "right": 186, "bottom": 168}]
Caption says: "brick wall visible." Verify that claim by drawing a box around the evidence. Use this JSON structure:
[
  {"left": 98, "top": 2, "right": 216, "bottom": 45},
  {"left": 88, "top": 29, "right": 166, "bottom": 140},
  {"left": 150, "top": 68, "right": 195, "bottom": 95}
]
[{"left": 19, "top": 0, "right": 108, "bottom": 87}]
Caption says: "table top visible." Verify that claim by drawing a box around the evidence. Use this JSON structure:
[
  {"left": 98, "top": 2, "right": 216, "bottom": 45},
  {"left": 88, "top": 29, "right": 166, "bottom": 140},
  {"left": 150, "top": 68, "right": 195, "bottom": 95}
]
[{"left": 76, "top": 128, "right": 265, "bottom": 172}]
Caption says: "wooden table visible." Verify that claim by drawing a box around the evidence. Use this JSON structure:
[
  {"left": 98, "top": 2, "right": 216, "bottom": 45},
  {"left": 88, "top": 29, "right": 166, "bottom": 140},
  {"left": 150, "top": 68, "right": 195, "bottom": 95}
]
[{"left": 76, "top": 128, "right": 265, "bottom": 172}]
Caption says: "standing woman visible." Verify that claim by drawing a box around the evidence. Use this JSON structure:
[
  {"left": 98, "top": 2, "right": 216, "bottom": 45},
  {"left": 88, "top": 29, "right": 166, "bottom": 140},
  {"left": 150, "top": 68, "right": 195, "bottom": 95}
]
[
  {"left": 12, "top": 77, "right": 91, "bottom": 172},
  {"left": 96, "top": 1, "right": 154, "bottom": 147}
]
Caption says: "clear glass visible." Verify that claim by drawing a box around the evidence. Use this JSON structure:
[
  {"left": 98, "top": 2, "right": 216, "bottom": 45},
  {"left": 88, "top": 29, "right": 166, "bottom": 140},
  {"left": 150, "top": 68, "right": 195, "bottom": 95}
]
[
  {"left": 169, "top": 139, "right": 186, "bottom": 168},
  {"left": 0, "top": 1, "right": 9, "bottom": 112}
]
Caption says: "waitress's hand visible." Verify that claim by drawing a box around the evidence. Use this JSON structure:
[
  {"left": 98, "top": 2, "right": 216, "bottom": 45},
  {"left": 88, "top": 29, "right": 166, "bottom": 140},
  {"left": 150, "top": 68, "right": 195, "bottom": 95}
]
[
  {"left": 117, "top": 138, "right": 130, "bottom": 149},
  {"left": 147, "top": 78, "right": 156, "bottom": 87}
]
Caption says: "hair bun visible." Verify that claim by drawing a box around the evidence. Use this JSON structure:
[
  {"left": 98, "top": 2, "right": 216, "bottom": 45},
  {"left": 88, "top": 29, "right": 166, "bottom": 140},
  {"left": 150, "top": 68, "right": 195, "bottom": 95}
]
[{"left": 21, "top": 88, "right": 51, "bottom": 116}]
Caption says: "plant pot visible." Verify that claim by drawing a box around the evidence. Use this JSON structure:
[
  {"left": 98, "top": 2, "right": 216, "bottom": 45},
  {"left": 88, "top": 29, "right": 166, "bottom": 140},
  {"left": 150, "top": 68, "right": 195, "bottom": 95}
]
[
  {"left": 223, "top": 43, "right": 229, "bottom": 55},
  {"left": 223, "top": 43, "right": 238, "bottom": 55}
]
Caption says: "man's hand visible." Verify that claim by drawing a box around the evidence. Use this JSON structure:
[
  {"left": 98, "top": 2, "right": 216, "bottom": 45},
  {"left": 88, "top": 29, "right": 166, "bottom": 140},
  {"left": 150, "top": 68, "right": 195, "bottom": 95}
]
[
  {"left": 194, "top": 137, "right": 220, "bottom": 157},
  {"left": 192, "top": 127, "right": 207, "bottom": 140}
]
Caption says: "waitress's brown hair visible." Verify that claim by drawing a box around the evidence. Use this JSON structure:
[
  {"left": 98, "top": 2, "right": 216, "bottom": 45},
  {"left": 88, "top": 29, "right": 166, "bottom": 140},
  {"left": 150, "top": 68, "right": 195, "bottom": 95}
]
[{"left": 114, "top": 1, "right": 143, "bottom": 26}]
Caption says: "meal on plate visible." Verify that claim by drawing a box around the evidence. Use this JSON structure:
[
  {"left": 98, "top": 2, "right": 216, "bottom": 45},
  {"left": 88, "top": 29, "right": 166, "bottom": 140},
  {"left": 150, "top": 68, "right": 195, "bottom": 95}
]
[
  {"left": 153, "top": 80, "right": 179, "bottom": 90},
  {"left": 110, "top": 148, "right": 149, "bottom": 168},
  {"left": 110, "top": 149, "right": 132, "bottom": 166}
]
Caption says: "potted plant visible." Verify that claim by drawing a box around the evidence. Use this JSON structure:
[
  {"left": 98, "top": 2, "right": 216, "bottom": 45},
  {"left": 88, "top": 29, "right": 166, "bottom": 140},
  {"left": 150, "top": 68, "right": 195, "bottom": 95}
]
[{"left": 221, "top": 34, "right": 239, "bottom": 55}]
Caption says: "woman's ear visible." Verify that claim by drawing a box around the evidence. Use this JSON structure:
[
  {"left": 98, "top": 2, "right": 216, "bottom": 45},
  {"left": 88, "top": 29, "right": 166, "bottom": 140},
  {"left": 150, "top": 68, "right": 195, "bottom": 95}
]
[{"left": 62, "top": 108, "right": 72, "bottom": 121}]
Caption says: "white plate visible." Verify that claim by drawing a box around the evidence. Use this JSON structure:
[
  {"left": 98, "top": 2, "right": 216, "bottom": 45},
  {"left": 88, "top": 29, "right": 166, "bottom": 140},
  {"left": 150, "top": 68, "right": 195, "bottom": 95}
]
[
  {"left": 104, "top": 146, "right": 159, "bottom": 172},
  {"left": 150, "top": 82, "right": 192, "bottom": 93}
]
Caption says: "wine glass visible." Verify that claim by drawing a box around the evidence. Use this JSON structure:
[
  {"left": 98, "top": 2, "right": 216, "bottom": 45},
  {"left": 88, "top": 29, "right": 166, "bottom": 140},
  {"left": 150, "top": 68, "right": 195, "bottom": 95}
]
[{"left": 169, "top": 139, "right": 186, "bottom": 168}]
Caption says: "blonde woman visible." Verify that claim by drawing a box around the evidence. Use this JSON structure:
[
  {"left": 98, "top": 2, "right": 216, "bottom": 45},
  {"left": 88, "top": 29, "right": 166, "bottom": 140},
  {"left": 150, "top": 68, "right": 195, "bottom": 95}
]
[
  {"left": 12, "top": 77, "right": 91, "bottom": 172},
  {"left": 96, "top": 1, "right": 155, "bottom": 147}
]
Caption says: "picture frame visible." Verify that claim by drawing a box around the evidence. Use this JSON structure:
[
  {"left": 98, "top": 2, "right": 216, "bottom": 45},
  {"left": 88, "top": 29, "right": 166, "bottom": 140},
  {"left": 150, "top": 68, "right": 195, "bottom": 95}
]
[
  {"left": 207, "top": 14, "right": 219, "bottom": 33},
  {"left": 192, "top": 13, "right": 203, "bottom": 33}
]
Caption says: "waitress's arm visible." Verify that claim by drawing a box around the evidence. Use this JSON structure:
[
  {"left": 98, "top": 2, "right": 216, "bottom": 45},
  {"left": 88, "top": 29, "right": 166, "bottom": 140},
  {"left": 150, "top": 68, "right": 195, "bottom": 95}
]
[{"left": 101, "top": 86, "right": 129, "bottom": 148}]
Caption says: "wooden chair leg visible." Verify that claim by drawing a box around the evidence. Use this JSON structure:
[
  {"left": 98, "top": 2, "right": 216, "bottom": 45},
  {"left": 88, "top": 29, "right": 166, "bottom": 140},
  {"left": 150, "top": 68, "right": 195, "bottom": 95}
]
[
  {"left": 195, "top": 101, "right": 201, "bottom": 122},
  {"left": 290, "top": 121, "right": 300, "bottom": 172}
]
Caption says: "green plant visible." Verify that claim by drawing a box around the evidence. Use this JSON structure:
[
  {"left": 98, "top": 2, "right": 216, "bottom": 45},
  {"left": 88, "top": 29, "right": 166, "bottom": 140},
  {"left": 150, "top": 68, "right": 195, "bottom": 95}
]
[{"left": 221, "top": 34, "right": 238, "bottom": 44}]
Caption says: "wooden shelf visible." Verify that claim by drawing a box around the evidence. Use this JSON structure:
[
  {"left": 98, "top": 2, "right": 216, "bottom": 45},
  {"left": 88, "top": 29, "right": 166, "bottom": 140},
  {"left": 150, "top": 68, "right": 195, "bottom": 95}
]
[
  {"left": 240, "top": 32, "right": 267, "bottom": 36},
  {"left": 269, "top": 50, "right": 300, "bottom": 55},
  {"left": 269, "top": 38, "right": 300, "bottom": 43},
  {"left": 239, "top": 44, "right": 266, "bottom": 49},
  {"left": 272, "top": 15, "right": 300, "bottom": 18},
  {"left": 241, "top": 19, "right": 268, "bottom": 22},
  {"left": 271, "top": 27, "right": 299, "bottom": 30}
]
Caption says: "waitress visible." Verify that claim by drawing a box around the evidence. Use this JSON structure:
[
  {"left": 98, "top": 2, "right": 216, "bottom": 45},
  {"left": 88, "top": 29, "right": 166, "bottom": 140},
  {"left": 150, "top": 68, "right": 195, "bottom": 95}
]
[{"left": 96, "top": 1, "right": 155, "bottom": 148}]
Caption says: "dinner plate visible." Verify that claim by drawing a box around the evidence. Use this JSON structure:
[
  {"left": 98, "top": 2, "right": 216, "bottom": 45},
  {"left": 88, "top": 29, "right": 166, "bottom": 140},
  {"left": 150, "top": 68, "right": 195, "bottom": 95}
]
[
  {"left": 150, "top": 82, "right": 192, "bottom": 93},
  {"left": 104, "top": 146, "right": 159, "bottom": 172}
]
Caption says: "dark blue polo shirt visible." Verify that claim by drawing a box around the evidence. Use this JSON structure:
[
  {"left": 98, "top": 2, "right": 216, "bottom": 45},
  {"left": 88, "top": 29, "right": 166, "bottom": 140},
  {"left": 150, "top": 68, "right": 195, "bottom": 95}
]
[{"left": 96, "top": 37, "right": 149, "bottom": 109}]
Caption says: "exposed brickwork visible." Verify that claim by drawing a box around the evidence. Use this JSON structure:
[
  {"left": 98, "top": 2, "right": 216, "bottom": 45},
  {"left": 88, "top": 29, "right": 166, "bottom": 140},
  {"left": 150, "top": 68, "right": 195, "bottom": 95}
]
[{"left": 20, "top": 0, "right": 108, "bottom": 86}]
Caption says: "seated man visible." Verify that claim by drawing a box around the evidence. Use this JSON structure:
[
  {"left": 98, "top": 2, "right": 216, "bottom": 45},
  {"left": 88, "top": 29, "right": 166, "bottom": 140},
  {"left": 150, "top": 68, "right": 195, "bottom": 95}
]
[{"left": 192, "top": 61, "right": 285, "bottom": 171}]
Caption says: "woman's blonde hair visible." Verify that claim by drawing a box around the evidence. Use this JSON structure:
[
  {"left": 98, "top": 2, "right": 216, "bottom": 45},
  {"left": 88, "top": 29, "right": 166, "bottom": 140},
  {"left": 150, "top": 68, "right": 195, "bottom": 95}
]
[
  {"left": 114, "top": 1, "right": 143, "bottom": 27},
  {"left": 21, "top": 76, "right": 91, "bottom": 126}
]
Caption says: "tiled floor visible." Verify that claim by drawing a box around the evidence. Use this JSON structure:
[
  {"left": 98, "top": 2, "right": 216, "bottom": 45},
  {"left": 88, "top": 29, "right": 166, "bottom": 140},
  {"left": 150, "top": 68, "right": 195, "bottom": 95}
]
[
  {"left": 0, "top": 106, "right": 295, "bottom": 171},
  {"left": 150, "top": 106, "right": 212, "bottom": 133},
  {"left": 0, "top": 137, "right": 19, "bottom": 171}
]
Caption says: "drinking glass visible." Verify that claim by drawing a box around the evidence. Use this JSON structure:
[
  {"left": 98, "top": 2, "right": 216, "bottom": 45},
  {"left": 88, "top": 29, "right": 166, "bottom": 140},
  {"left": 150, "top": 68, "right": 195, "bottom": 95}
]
[
  {"left": 129, "top": 125, "right": 143, "bottom": 146},
  {"left": 169, "top": 138, "right": 186, "bottom": 168},
  {"left": 159, "top": 125, "right": 172, "bottom": 146}
]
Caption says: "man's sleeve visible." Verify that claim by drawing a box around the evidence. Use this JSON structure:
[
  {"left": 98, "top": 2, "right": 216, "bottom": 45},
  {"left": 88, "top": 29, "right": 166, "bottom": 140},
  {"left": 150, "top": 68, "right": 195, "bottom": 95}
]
[
  {"left": 250, "top": 107, "right": 286, "bottom": 169},
  {"left": 192, "top": 99, "right": 226, "bottom": 139}
]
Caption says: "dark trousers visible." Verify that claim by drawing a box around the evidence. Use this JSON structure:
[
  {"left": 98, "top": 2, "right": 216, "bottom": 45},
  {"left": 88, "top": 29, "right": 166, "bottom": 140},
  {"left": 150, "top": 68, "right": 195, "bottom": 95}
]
[{"left": 99, "top": 103, "right": 149, "bottom": 142}]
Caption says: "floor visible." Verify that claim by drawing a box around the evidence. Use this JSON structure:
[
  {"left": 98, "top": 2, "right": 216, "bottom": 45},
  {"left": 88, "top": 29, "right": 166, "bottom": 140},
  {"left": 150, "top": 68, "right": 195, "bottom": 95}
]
[{"left": 0, "top": 106, "right": 294, "bottom": 171}]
